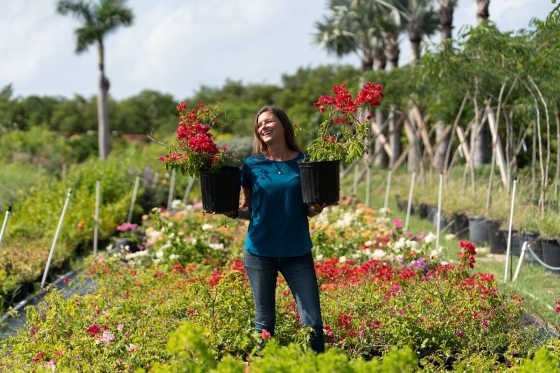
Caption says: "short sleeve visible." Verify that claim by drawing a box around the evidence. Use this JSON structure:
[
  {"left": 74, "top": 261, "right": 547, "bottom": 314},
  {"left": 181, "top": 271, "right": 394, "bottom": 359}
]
[{"left": 241, "top": 159, "right": 252, "bottom": 189}]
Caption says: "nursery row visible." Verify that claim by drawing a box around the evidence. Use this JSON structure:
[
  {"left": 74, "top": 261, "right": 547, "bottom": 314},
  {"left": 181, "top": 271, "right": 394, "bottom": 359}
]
[
  {"left": 1, "top": 204, "right": 559, "bottom": 371},
  {"left": 0, "top": 147, "right": 188, "bottom": 315}
]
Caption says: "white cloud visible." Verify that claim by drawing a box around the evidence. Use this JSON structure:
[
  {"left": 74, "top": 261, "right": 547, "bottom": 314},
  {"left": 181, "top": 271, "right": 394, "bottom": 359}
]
[{"left": 0, "top": 0, "right": 555, "bottom": 100}]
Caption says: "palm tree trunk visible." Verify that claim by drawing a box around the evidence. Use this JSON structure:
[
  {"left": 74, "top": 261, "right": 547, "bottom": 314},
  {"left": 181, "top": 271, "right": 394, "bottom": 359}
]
[
  {"left": 373, "top": 46, "right": 387, "bottom": 71},
  {"left": 439, "top": 0, "right": 454, "bottom": 41},
  {"left": 408, "top": 24, "right": 423, "bottom": 63},
  {"left": 97, "top": 42, "right": 110, "bottom": 160},
  {"left": 361, "top": 51, "right": 374, "bottom": 72},
  {"left": 476, "top": 0, "right": 490, "bottom": 25},
  {"left": 384, "top": 34, "right": 400, "bottom": 69}
]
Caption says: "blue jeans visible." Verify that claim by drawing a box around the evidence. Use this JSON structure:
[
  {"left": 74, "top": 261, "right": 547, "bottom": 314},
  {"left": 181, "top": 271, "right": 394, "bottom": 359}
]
[{"left": 243, "top": 250, "right": 325, "bottom": 353}]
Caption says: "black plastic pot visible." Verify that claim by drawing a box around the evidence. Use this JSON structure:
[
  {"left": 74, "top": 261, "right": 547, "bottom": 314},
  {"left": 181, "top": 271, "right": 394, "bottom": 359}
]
[
  {"left": 299, "top": 160, "right": 340, "bottom": 204},
  {"left": 541, "top": 237, "right": 560, "bottom": 272},
  {"left": 113, "top": 238, "right": 138, "bottom": 253},
  {"left": 520, "top": 231, "right": 542, "bottom": 263},
  {"left": 452, "top": 213, "right": 470, "bottom": 239},
  {"left": 468, "top": 215, "right": 490, "bottom": 245},
  {"left": 418, "top": 203, "right": 429, "bottom": 219},
  {"left": 505, "top": 229, "right": 521, "bottom": 256},
  {"left": 488, "top": 220, "right": 506, "bottom": 254},
  {"left": 199, "top": 166, "right": 241, "bottom": 213}
]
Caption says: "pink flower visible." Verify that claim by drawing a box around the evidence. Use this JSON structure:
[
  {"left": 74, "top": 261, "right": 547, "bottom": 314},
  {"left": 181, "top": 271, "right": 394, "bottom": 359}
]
[
  {"left": 44, "top": 359, "right": 57, "bottom": 369},
  {"left": 392, "top": 218, "right": 403, "bottom": 230},
  {"left": 261, "top": 329, "right": 272, "bottom": 340},
  {"left": 455, "top": 329, "right": 465, "bottom": 337},
  {"left": 127, "top": 343, "right": 138, "bottom": 352},
  {"left": 482, "top": 320, "right": 489, "bottom": 327},
  {"left": 116, "top": 222, "right": 138, "bottom": 232},
  {"left": 117, "top": 324, "right": 124, "bottom": 331},
  {"left": 98, "top": 330, "right": 115, "bottom": 343}
]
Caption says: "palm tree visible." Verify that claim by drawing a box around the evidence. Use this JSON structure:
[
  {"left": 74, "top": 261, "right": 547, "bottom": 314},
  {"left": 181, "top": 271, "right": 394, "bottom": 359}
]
[
  {"left": 314, "top": 0, "right": 395, "bottom": 72},
  {"left": 376, "top": 0, "right": 439, "bottom": 63},
  {"left": 476, "top": 0, "right": 490, "bottom": 24},
  {"left": 57, "top": 0, "right": 133, "bottom": 160},
  {"left": 439, "top": 0, "right": 457, "bottom": 41}
]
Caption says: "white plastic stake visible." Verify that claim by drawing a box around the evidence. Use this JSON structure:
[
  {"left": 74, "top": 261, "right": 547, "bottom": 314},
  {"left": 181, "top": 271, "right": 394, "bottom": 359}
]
[
  {"left": 41, "top": 189, "right": 72, "bottom": 291},
  {"left": 365, "top": 166, "right": 371, "bottom": 207},
  {"left": 128, "top": 175, "right": 140, "bottom": 224},
  {"left": 504, "top": 179, "right": 517, "bottom": 282},
  {"left": 383, "top": 170, "right": 392, "bottom": 217},
  {"left": 352, "top": 163, "right": 359, "bottom": 196},
  {"left": 182, "top": 176, "right": 196, "bottom": 205},
  {"left": 0, "top": 204, "right": 12, "bottom": 246},
  {"left": 404, "top": 172, "right": 416, "bottom": 231},
  {"left": 167, "top": 170, "right": 176, "bottom": 210},
  {"left": 436, "top": 174, "right": 443, "bottom": 250},
  {"left": 513, "top": 242, "right": 528, "bottom": 282},
  {"left": 93, "top": 180, "right": 100, "bottom": 256}
]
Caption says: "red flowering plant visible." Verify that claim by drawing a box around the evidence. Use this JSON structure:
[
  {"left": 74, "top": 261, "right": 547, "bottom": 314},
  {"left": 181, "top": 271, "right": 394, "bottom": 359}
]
[
  {"left": 308, "top": 82, "right": 384, "bottom": 164},
  {"left": 159, "top": 102, "right": 236, "bottom": 177}
]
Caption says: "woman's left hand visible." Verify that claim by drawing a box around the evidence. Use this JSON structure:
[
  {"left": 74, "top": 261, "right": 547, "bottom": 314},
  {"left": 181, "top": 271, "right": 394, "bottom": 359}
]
[{"left": 307, "top": 203, "right": 336, "bottom": 217}]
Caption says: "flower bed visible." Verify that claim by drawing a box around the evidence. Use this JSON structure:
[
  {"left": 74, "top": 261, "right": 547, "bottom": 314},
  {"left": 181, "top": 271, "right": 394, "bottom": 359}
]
[{"left": 0, "top": 204, "right": 557, "bottom": 371}]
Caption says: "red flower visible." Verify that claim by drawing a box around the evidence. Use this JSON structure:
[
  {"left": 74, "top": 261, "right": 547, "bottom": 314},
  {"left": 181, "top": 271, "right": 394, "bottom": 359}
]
[
  {"left": 31, "top": 352, "right": 45, "bottom": 363},
  {"left": 261, "top": 329, "right": 272, "bottom": 340},
  {"left": 86, "top": 324, "right": 101, "bottom": 337}
]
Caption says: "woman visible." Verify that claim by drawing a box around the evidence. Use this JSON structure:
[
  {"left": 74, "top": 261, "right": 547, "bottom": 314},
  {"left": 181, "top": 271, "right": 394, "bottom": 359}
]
[{"left": 226, "top": 106, "right": 327, "bottom": 353}]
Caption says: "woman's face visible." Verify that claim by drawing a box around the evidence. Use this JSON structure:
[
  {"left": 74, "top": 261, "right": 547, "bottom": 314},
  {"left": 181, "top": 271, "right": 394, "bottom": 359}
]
[{"left": 256, "top": 111, "right": 285, "bottom": 145}]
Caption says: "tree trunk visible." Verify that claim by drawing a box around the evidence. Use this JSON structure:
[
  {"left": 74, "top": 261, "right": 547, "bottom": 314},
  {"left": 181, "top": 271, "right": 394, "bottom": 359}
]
[
  {"left": 373, "top": 108, "right": 389, "bottom": 167},
  {"left": 373, "top": 45, "right": 387, "bottom": 71},
  {"left": 408, "top": 19, "right": 424, "bottom": 63},
  {"left": 406, "top": 111, "right": 421, "bottom": 171},
  {"left": 472, "top": 119, "right": 491, "bottom": 166},
  {"left": 384, "top": 34, "right": 400, "bottom": 69},
  {"left": 476, "top": 0, "right": 490, "bottom": 24},
  {"left": 439, "top": 0, "right": 454, "bottom": 41},
  {"left": 433, "top": 121, "right": 451, "bottom": 172},
  {"left": 389, "top": 105, "right": 402, "bottom": 169},
  {"left": 97, "top": 42, "right": 110, "bottom": 160},
  {"left": 97, "top": 73, "right": 110, "bottom": 160},
  {"left": 361, "top": 51, "right": 374, "bottom": 72}
]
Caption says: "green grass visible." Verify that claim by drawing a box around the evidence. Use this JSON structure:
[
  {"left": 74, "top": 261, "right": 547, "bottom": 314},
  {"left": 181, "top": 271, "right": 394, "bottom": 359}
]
[{"left": 342, "top": 163, "right": 560, "bottom": 332}]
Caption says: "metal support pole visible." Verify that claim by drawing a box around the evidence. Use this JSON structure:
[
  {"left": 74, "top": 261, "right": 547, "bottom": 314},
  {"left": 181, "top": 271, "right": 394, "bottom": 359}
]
[
  {"left": 404, "top": 172, "right": 416, "bottom": 231},
  {"left": 0, "top": 204, "right": 12, "bottom": 246},
  {"left": 383, "top": 169, "right": 392, "bottom": 217},
  {"left": 41, "top": 189, "right": 72, "bottom": 291},
  {"left": 182, "top": 176, "right": 196, "bottom": 205},
  {"left": 505, "top": 179, "right": 518, "bottom": 282},
  {"left": 167, "top": 170, "right": 176, "bottom": 210},
  {"left": 127, "top": 175, "right": 140, "bottom": 224},
  {"left": 436, "top": 174, "right": 443, "bottom": 250},
  {"left": 93, "top": 180, "right": 100, "bottom": 255}
]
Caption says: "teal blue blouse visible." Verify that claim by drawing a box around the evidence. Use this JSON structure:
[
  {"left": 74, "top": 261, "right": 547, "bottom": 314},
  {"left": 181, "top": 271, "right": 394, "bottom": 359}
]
[{"left": 241, "top": 152, "right": 312, "bottom": 257}]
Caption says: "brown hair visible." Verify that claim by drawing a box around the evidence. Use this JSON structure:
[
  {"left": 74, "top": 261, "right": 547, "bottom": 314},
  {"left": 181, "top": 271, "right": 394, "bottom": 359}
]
[{"left": 252, "top": 106, "right": 301, "bottom": 156}]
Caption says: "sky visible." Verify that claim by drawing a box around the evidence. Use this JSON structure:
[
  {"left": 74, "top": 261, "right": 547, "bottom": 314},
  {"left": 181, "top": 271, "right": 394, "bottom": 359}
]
[{"left": 0, "top": 0, "right": 555, "bottom": 101}]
